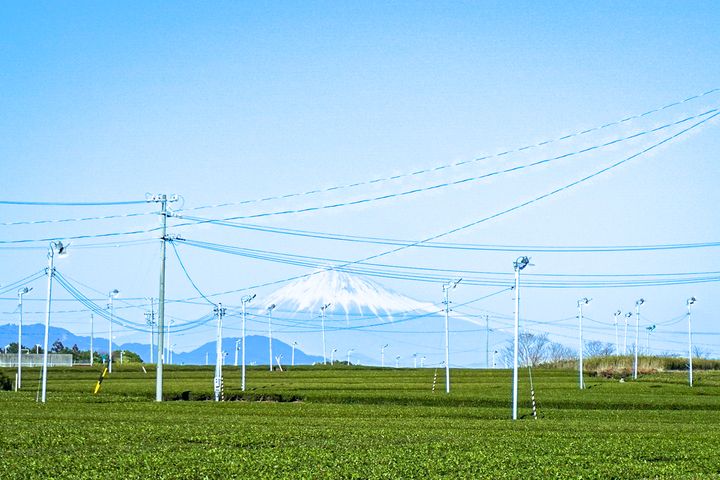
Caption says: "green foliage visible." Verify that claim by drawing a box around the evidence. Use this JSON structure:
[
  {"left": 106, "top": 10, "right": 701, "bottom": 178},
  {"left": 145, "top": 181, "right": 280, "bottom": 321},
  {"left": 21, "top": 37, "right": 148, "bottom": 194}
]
[
  {"left": 0, "top": 371, "right": 10, "bottom": 390},
  {"left": 1, "top": 366, "right": 719, "bottom": 478}
]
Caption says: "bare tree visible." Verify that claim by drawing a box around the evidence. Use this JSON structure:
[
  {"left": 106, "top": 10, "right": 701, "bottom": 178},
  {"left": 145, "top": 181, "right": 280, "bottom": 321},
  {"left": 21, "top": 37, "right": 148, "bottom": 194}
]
[
  {"left": 692, "top": 345, "right": 709, "bottom": 359},
  {"left": 584, "top": 341, "right": 614, "bottom": 357},
  {"left": 548, "top": 342, "right": 575, "bottom": 362},
  {"left": 500, "top": 332, "right": 550, "bottom": 367}
]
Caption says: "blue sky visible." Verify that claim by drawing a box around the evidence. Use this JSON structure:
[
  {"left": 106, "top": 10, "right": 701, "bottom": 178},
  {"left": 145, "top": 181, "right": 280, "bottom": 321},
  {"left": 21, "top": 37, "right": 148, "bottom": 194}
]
[{"left": 1, "top": 2, "right": 719, "bottom": 364}]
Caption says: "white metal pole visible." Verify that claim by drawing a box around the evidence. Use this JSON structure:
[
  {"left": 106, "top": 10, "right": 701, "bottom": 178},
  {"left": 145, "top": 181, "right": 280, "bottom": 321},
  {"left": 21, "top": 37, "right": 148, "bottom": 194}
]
[
  {"left": 241, "top": 301, "right": 246, "bottom": 391},
  {"left": 577, "top": 299, "right": 590, "bottom": 390},
  {"left": 41, "top": 245, "right": 55, "bottom": 403},
  {"left": 624, "top": 313, "right": 630, "bottom": 355},
  {"left": 292, "top": 342, "right": 297, "bottom": 367},
  {"left": 17, "top": 288, "right": 31, "bottom": 389},
  {"left": 687, "top": 298, "right": 695, "bottom": 387},
  {"left": 633, "top": 299, "right": 643, "bottom": 380},
  {"left": 485, "top": 314, "right": 490, "bottom": 369},
  {"left": 155, "top": 194, "right": 169, "bottom": 402},
  {"left": 234, "top": 340, "right": 239, "bottom": 367},
  {"left": 413, "top": 354, "right": 417, "bottom": 369},
  {"left": 241, "top": 294, "right": 254, "bottom": 391},
  {"left": 331, "top": 348, "right": 337, "bottom": 364},
  {"left": 512, "top": 267, "right": 519, "bottom": 419},
  {"left": 268, "top": 305, "right": 275, "bottom": 372},
  {"left": 214, "top": 303, "right": 224, "bottom": 401},
  {"left": 347, "top": 349, "right": 353, "bottom": 364},
  {"left": 108, "top": 294, "right": 114, "bottom": 373},
  {"left": 321, "top": 304, "right": 330, "bottom": 364},
  {"left": 381, "top": 344, "right": 387, "bottom": 367},
  {"left": 613, "top": 310, "right": 620, "bottom": 356},
  {"left": 444, "top": 286, "right": 450, "bottom": 394},
  {"left": 421, "top": 356, "right": 425, "bottom": 368},
  {"left": 395, "top": 355, "right": 400, "bottom": 368},
  {"left": 90, "top": 313, "right": 94, "bottom": 366}
]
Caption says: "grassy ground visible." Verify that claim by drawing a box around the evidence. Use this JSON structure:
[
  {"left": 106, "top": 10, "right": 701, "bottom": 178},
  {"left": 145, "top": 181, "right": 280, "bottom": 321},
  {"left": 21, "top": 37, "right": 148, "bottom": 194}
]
[{"left": 1, "top": 365, "right": 719, "bottom": 479}]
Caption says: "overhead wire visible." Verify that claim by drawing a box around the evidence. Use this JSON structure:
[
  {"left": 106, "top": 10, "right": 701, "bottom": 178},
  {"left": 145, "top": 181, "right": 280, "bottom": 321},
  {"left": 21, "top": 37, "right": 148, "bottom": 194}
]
[{"left": 175, "top": 88, "right": 720, "bottom": 214}]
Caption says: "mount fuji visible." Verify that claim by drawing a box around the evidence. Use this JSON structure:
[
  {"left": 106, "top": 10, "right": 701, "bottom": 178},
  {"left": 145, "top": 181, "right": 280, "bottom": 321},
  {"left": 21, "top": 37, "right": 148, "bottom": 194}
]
[{"left": 261, "top": 269, "right": 440, "bottom": 320}]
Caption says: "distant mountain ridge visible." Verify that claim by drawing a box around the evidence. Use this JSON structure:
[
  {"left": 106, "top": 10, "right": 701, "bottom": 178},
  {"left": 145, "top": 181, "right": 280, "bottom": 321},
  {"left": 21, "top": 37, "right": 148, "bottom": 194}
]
[{"left": 0, "top": 323, "right": 323, "bottom": 365}]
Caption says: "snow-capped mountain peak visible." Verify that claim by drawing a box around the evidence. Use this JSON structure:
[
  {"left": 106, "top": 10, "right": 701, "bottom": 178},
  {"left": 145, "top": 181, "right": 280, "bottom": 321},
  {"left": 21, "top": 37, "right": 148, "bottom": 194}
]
[{"left": 261, "top": 269, "right": 439, "bottom": 320}]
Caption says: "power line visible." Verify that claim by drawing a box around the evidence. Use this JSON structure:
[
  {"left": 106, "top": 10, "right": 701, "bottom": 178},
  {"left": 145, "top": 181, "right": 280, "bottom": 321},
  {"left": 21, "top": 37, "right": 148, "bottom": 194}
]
[
  {"left": 175, "top": 88, "right": 720, "bottom": 214},
  {"left": 175, "top": 108, "right": 717, "bottom": 223},
  {"left": 0, "top": 199, "right": 148, "bottom": 206}
]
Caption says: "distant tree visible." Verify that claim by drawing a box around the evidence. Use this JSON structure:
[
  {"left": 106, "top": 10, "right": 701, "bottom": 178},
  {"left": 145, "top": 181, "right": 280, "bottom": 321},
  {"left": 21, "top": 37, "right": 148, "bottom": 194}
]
[
  {"left": 548, "top": 342, "right": 575, "bottom": 363},
  {"left": 500, "top": 332, "right": 550, "bottom": 367},
  {"left": 72, "top": 344, "right": 80, "bottom": 354},
  {"left": 584, "top": 341, "right": 614, "bottom": 357},
  {"left": 692, "top": 346, "right": 709, "bottom": 359},
  {"left": 51, "top": 340, "right": 65, "bottom": 353},
  {"left": 116, "top": 350, "right": 143, "bottom": 363}
]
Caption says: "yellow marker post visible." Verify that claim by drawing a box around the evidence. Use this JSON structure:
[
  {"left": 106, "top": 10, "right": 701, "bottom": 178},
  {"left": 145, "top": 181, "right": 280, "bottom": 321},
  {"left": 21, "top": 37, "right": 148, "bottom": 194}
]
[{"left": 93, "top": 368, "right": 109, "bottom": 394}]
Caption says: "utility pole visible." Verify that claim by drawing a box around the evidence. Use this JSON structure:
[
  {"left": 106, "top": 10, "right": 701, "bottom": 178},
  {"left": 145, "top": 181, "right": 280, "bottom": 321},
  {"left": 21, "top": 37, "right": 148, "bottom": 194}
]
[
  {"left": 512, "top": 256, "right": 531, "bottom": 420},
  {"left": 485, "top": 314, "right": 490, "bottom": 369},
  {"left": 41, "top": 241, "right": 67, "bottom": 403},
  {"left": 442, "top": 278, "right": 461, "bottom": 394},
  {"left": 267, "top": 304, "right": 276, "bottom": 371},
  {"left": 613, "top": 310, "right": 621, "bottom": 355},
  {"left": 320, "top": 303, "right": 331, "bottom": 364},
  {"left": 90, "top": 313, "right": 94, "bottom": 366},
  {"left": 214, "top": 303, "right": 226, "bottom": 402},
  {"left": 17, "top": 287, "right": 32, "bottom": 389},
  {"left": 292, "top": 341, "right": 297, "bottom": 367},
  {"left": 148, "top": 193, "right": 177, "bottom": 402},
  {"left": 633, "top": 298, "right": 645, "bottom": 380},
  {"left": 108, "top": 289, "right": 119, "bottom": 373},
  {"left": 347, "top": 349, "right": 354, "bottom": 365},
  {"left": 413, "top": 353, "right": 417, "bottom": 368},
  {"left": 241, "top": 294, "right": 255, "bottom": 391},
  {"left": 624, "top": 312, "right": 631, "bottom": 355},
  {"left": 381, "top": 344, "right": 388, "bottom": 368},
  {"left": 577, "top": 298, "right": 591, "bottom": 390},
  {"left": 687, "top": 297, "right": 696, "bottom": 386}
]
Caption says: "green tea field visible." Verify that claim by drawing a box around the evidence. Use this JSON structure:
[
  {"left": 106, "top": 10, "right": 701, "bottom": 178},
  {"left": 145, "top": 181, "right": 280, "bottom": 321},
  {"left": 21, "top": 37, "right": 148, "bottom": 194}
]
[{"left": 1, "top": 365, "right": 719, "bottom": 479}]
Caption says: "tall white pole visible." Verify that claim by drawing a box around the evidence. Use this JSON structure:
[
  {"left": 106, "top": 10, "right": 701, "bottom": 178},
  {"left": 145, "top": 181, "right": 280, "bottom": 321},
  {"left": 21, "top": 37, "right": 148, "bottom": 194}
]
[
  {"left": 242, "top": 301, "right": 246, "bottom": 391},
  {"left": 241, "top": 294, "right": 255, "bottom": 392},
  {"left": 41, "top": 244, "right": 56, "bottom": 403},
  {"left": 444, "top": 286, "right": 451, "bottom": 394},
  {"left": 331, "top": 348, "right": 337, "bottom": 364},
  {"left": 613, "top": 310, "right": 620, "bottom": 355},
  {"left": 214, "top": 303, "right": 225, "bottom": 401},
  {"left": 485, "top": 314, "right": 490, "bottom": 369},
  {"left": 381, "top": 344, "right": 388, "bottom": 367},
  {"left": 321, "top": 303, "right": 330, "bottom": 364},
  {"left": 511, "top": 256, "right": 530, "bottom": 420},
  {"left": 347, "top": 349, "right": 353, "bottom": 364},
  {"left": 154, "top": 194, "right": 172, "bottom": 402},
  {"left": 108, "top": 292, "right": 115, "bottom": 373},
  {"left": 90, "top": 313, "right": 94, "bottom": 366},
  {"left": 234, "top": 340, "right": 240, "bottom": 367},
  {"left": 413, "top": 353, "right": 417, "bottom": 368},
  {"left": 512, "top": 266, "right": 520, "bottom": 420},
  {"left": 687, "top": 297, "right": 696, "bottom": 387},
  {"left": 577, "top": 298, "right": 590, "bottom": 390},
  {"left": 292, "top": 342, "right": 297, "bottom": 367},
  {"left": 17, "top": 287, "right": 31, "bottom": 389},
  {"left": 633, "top": 299, "right": 644, "bottom": 380},
  {"left": 267, "top": 304, "right": 276, "bottom": 371},
  {"left": 442, "top": 279, "right": 461, "bottom": 394},
  {"left": 624, "top": 312, "right": 630, "bottom": 355}
]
